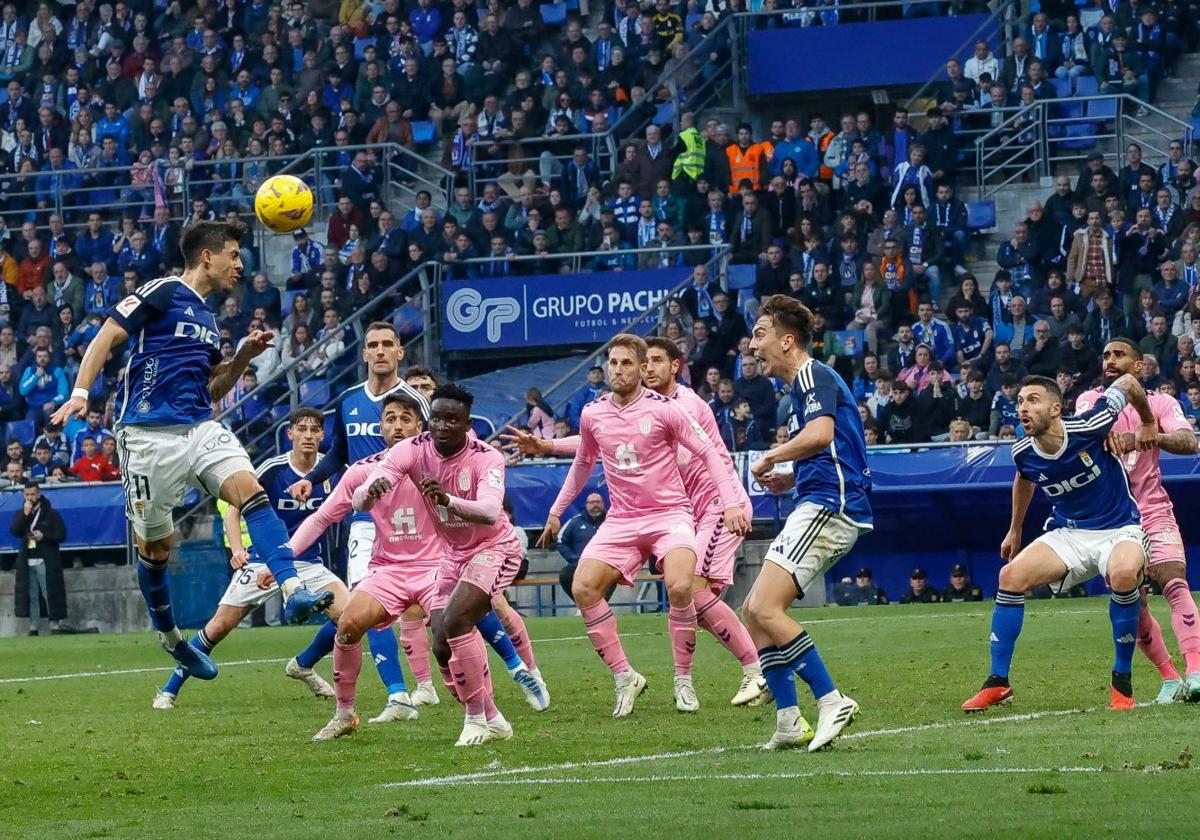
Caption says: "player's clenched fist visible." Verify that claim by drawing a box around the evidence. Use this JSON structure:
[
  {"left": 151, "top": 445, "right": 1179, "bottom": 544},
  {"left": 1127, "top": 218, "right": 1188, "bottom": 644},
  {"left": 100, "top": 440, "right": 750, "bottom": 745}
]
[
  {"left": 999, "top": 529, "right": 1022, "bottom": 562},
  {"left": 288, "top": 479, "right": 313, "bottom": 501},
  {"left": 364, "top": 477, "right": 392, "bottom": 505}
]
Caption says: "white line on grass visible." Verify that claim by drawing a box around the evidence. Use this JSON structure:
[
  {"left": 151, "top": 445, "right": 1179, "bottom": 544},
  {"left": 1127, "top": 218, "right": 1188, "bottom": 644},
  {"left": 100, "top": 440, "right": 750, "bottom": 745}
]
[
  {"left": 384, "top": 705, "right": 1116, "bottom": 788},
  {"left": 396, "top": 766, "right": 1117, "bottom": 787},
  {"left": 0, "top": 632, "right": 661, "bottom": 685}
]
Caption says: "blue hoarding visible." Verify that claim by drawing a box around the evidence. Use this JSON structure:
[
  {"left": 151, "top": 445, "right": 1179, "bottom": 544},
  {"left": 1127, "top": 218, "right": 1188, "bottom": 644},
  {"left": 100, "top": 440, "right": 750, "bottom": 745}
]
[{"left": 440, "top": 268, "right": 688, "bottom": 351}]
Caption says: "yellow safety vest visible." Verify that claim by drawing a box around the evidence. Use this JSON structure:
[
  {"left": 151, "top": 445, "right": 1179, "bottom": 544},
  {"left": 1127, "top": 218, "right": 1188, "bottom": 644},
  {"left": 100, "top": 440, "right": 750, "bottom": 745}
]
[
  {"left": 216, "top": 499, "right": 252, "bottom": 550},
  {"left": 672, "top": 127, "right": 706, "bottom": 181}
]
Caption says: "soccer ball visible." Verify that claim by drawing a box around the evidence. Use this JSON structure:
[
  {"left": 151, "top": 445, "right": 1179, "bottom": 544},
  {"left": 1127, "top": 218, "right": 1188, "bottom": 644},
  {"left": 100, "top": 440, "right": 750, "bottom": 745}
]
[{"left": 254, "top": 175, "right": 314, "bottom": 234}]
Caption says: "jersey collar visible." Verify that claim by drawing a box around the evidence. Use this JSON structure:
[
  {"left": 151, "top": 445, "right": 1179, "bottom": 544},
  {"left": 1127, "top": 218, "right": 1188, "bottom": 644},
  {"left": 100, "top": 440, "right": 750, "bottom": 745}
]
[{"left": 1031, "top": 420, "right": 1069, "bottom": 460}]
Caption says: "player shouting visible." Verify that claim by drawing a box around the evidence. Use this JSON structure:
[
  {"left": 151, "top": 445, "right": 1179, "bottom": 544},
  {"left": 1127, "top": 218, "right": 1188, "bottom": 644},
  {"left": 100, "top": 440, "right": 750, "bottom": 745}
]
[
  {"left": 963, "top": 373, "right": 1156, "bottom": 712},
  {"left": 537, "top": 334, "right": 750, "bottom": 717},
  {"left": 355, "top": 385, "right": 531, "bottom": 746},
  {"left": 746, "top": 295, "right": 870, "bottom": 751},
  {"left": 504, "top": 336, "right": 767, "bottom": 708},
  {"left": 1076, "top": 339, "right": 1200, "bottom": 703},
  {"left": 51, "top": 220, "right": 330, "bottom": 680}
]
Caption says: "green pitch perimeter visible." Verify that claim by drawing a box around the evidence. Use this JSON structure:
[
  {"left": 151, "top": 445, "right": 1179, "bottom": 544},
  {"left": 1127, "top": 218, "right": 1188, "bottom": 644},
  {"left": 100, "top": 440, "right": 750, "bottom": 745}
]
[{"left": 1, "top": 600, "right": 1197, "bottom": 838}]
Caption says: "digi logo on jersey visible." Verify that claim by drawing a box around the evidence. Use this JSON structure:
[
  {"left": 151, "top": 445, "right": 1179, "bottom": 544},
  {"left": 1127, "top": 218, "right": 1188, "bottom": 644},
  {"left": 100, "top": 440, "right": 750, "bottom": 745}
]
[
  {"left": 174, "top": 321, "right": 222, "bottom": 347},
  {"left": 1042, "top": 461, "right": 1102, "bottom": 497},
  {"left": 278, "top": 497, "right": 322, "bottom": 511},
  {"left": 345, "top": 422, "right": 382, "bottom": 437}
]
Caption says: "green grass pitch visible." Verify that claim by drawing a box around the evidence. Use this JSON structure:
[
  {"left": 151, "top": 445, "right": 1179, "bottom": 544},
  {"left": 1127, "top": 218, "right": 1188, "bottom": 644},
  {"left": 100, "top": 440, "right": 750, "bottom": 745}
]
[{"left": 2, "top": 599, "right": 1197, "bottom": 838}]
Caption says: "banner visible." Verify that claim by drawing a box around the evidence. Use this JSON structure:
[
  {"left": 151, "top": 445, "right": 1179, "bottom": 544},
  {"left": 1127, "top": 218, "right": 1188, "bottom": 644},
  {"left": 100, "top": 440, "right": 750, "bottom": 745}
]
[
  {"left": 747, "top": 16, "right": 995, "bottom": 94},
  {"left": 440, "top": 268, "right": 688, "bottom": 351}
]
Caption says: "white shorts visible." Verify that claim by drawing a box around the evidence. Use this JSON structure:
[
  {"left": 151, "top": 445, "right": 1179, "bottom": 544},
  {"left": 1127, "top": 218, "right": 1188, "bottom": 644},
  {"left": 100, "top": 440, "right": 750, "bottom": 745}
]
[
  {"left": 117, "top": 421, "right": 254, "bottom": 541},
  {"left": 1033, "top": 524, "right": 1149, "bottom": 594},
  {"left": 219, "top": 561, "right": 341, "bottom": 609},
  {"left": 763, "top": 501, "right": 864, "bottom": 597},
  {"left": 347, "top": 519, "right": 376, "bottom": 587}
]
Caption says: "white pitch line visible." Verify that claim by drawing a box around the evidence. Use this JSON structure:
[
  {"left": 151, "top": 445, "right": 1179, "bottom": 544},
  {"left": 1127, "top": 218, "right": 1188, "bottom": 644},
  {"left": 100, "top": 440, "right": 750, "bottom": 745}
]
[
  {"left": 384, "top": 704, "right": 1115, "bottom": 788},
  {"left": 398, "top": 766, "right": 1115, "bottom": 787},
  {"left": 0, "top": 632, "right": 661, "bottom": 685}
]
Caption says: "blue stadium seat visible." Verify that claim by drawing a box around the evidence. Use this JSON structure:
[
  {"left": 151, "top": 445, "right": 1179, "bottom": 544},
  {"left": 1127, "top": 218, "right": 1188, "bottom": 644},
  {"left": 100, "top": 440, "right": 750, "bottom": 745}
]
[
  {"left": 411, "top": 121, "right": 436, "bottom": 145},
  {"left": 5, "top": 420, "right": 35, "bottom": 447},
  {"left": 1073, "top": 75, "right": 1099, "bottom": 97},
  {"left": 966, "top": 200, "right": 996, "bottom": 233},
  {"left": 353, "top": 37, "right": 373, "bottom": 59},
  {"left": 299, "top": 380, "right": 330, "bottom": 407},
  {"left": 727, "top": 263, "right": 756, "bottom": 299},
  {"left": 270, "top": 404, "right": 290, "bottom": 425},
  {"left": 1053, "top": 76, "right": 1073, "bottom": 99},
  {"left": 471, "top": 415, "right": 497, "bottom": 440},
  {"left": 653, "top": 103, "right": 675, "bottom": 127},
  {"left": 1053, "top": 99, "right": 1085, "bottom": 121},
  {"left": 1088, "top": 97, "right": 1118, "bottom": 120},
  {"left": 540, "top": 3, "right": 566, "bottom": 25},
  {"left": 1056, "top": 122, "right": 1097, "bottom": 150}
]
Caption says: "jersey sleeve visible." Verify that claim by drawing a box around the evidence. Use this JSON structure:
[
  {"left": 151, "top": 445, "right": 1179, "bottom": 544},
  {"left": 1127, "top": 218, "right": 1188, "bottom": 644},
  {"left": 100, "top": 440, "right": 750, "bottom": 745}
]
[
  {"left": 290, "top": 462, "right": 364, "bottom": 556},
  {"left": 445, "top": 449, "right": 505, "bottom": 524},
  {"left": 664, "top": 402, "right": 741, "bottom": 506},
  {"left": 547, "top": 435, "right": 580, "bottom": 457},
  {"left": 1071, "top": 385, "right": 1125, "bottom": 439},
  {"left": 106, "top": 280, "right": 176, "bottom": 334},
  {"left": 549, "top": 414, "right": 600, "bottom": 518},
  {"left": 1154, "top": 394, "right": 1193, "bottom": 435},
  {"left": 353, "top": 441, "right": 415, "bottom": 510},
  {"left": 799, "top": 364, "right": 839, "bottom": 423}
]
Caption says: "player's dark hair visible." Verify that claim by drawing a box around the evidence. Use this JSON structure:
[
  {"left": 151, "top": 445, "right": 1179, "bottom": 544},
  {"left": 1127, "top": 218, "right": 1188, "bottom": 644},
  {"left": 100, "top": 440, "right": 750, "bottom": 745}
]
[
  {"left": 180, "top": 219, "right": 246, "bottom": 267},
  {"left": 1105, "top": 337, "right": 1143, "bottom": 360},
  {"left": 758, "top": 294, "right": 814, "bottom": 347},
  {"left": 430, "top": 383, "right": 474, "bottom": 413},
  {"left": 645, "top": 336, "right": 683, "bottom": 363},
  {"left": 404, "top": 364, "right": 438, "bottom": 384},
  {"left": 289, "top": 407, "right": 324, "bottom": 427},
  {"left": 1022, "top": 375, "right": 1063, "bottom": 404},
  {"left": 365, "top": 321, "right": 399, "bottom": 338},
  {"left": 383, "top": 392, "right": 424, "bottom": 416}
]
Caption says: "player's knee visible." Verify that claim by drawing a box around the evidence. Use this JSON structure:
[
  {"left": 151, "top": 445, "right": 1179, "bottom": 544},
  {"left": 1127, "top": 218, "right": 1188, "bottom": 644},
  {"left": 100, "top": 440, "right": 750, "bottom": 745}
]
[
  {"left": 1108, "top": 563, "right": 1141, "bottom": 592},
  {"left": 997, "top": 563, "right": 1025, "bottom": 592},
  {"left": 571, "top": 575, "right": 602, "bottom": 607},
  {"left": 665, "top": 578, "right": 692, "bottom": 606}
]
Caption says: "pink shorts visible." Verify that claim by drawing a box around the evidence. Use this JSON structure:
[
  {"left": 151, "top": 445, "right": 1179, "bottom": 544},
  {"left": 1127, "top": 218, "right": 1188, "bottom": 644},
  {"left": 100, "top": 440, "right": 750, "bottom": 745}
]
[
  {"left": 1145, "top": 521, "right": 1186, "bottom": 567},
  {"left": 582, "top": 511, "right": 697, "bottom": 587},
  {"left": 432, "top": 538, "right": 523, "bottom": 610},
  {"left": 355, "top": 566, "right": 439, "bottom": 631},
  {"left": 695, "top": 498, "right": 753, "bottom": 590}
]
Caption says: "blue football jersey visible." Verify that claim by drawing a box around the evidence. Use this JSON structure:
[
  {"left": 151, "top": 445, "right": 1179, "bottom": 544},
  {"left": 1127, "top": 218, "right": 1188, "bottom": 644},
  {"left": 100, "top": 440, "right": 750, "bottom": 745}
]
[
  {"left": 1011, "top": 386, "right": 1140, "bottom": 531},
  {"left": 253, "top": 453, "right": 336, "bottom": 565},
  {"left": 304, "top": 379, "right": 430, "bottom": 485},
  {"left": 786, "top": 358, "right": 873, "bottom": 527},
  {"left": 108, "top": 276, "right": 221, "bottom": 427}
]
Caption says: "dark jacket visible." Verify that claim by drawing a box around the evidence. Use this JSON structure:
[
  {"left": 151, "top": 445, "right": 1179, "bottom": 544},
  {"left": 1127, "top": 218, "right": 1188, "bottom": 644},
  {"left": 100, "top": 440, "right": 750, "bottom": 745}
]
[{"left": 7, "top": 493, "right": 67, "bottom": 620}]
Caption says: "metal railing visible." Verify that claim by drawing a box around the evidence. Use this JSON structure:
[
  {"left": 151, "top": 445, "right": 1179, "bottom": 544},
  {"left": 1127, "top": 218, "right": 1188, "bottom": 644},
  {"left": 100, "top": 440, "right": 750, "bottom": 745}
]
[
  {"left": 484, "top": 243, "right": 732, "bottom": 439},
  {"left": 974, "top": 93, "right": 1195, "bottom": 197}
]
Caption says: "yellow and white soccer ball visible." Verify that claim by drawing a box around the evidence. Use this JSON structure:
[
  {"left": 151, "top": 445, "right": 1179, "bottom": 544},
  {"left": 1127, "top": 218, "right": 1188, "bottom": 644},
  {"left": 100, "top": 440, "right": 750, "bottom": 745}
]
[{"left": 254, "top": 174, "right": 314, "bottom": 233}]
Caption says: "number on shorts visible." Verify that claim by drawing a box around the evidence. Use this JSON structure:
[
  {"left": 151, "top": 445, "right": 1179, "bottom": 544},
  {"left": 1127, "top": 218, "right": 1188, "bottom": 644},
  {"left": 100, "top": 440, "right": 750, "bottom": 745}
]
[
  {"left": 615, "top": 442, "right": 638, "bottom": 471},
  {"left": 128, "top": 474, "right": 151, "bottom": 500},
  {"left": 237, "top": 568, "right": 254, "bottom": 586}
]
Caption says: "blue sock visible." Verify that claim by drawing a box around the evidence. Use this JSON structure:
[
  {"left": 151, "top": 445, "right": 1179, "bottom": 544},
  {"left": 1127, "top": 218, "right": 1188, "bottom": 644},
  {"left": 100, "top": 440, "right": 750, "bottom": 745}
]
[
  {"left": 1110, "top": 588, "right": 1140, "bottom": 675},
  {"left": 160, "top": 630, "right": 215, "bottom": 696},
  {"left": 366, "top": 627, "right": 408, "bottom": 695},
  {"left": 759, "top": 646, "right": 799, "bottom": 710},
  {"left": 137, "top": 555, "right": 176, "bottom": 633},
  {"left": 476, "top": 610, "right": 522, "bottom": 670},
  {"left": 296, "top": 619, "right": 337, "bottom": 669},
  {"left": 780, "top": 631, "right": 836, "bottom": 700},
  {"left": 988, "top": 589, "right": 1026, "bottom": 680},
  {"left": 241, "top": 494, "right": 298, "bottom": 585}
]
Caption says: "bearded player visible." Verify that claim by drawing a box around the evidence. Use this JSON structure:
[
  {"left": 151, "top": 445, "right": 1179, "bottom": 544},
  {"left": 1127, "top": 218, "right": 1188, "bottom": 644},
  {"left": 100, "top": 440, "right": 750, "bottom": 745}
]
[
  {"left": 537, "top": 334, "right": 750, "bottom": 717},
  {"left": 1075, "top": 339, "right": 1200, "bottom": 703},
  {"left": 505, "top": 336, "right": 767, "bottom": 708}
]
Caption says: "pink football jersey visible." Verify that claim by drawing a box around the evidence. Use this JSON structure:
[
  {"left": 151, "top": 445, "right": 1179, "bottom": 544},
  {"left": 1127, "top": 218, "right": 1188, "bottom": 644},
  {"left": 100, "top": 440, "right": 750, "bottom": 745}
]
[
  {"left": 669, "top": 383, "right": 751, "bottom": 514},
  {"left": 355, "top": 433, "right": 518, "bottom": 560},
  {"left": 289, "top": 452, "right": 442, "bottom": 572},
  {"left": 549, "top": 387, "right": 739, "bottom": 520},
  {"left": 1075, "top": 388, "right": 1191, "bottom": 527}
]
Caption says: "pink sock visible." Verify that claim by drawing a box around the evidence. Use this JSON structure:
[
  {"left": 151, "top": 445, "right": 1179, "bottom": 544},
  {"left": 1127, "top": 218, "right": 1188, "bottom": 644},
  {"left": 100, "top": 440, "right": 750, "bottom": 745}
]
[
  {"left": 498, "top": 607, "right": 537, "bottom": 670},
  {"left": 333, "top": 638, "right": 362, "bottom": 712},
  {"left": 1138, "top": 594, "right": 1180, "bottom": 680},
  {"left": 695, "top": 589, "right": 758, "bottom": 667},
  {"left": 400, "top": 618, "right": 433, "bottom": 683},
  {"left": 1164, "top": 579, "right": 1200, "bottom": 675},
  {"left": 668, "top": 602, "right": 698, "bottom": 677},
  {"left": 481, "top": 658, "right": 500, "bottom": 720},
  {"left": 438, "top": 663, "right": 461, "bottom": 703},
  {"left": 579, "top": 600, "right": 630, "bottom": 676},
  {"left": 448, "top": 631, "right": 489, "bottom": 716}
]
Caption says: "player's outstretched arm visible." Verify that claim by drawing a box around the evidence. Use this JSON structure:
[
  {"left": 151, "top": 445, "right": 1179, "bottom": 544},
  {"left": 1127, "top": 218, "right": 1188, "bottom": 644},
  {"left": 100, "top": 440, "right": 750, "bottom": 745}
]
[
  {"left": 290, "top": 468, "right": 360, "bottom": 555},
  {"left": 1107, "top": 373, "right": 1157, "bottom": 450},
  {"left": 669, "top": 406, "right": 750, "bottom": 535},
  {"left": 499, "top": 425, "right": 559, "bottom": 458},
  {"left": 751, "top": 416, "right": 834, "bottom": 481},
  {"left": 209, "top": 329, "right": 275, "bottom": 402},
  {"left": 51, "top": 319, "right": 129, "bottom": 427},
  {"left": 352, "top": 444, "right": 412, "bottom": 511},
  {"left": 1000, "top": 475, "right": 1035, "bottom": 562}
]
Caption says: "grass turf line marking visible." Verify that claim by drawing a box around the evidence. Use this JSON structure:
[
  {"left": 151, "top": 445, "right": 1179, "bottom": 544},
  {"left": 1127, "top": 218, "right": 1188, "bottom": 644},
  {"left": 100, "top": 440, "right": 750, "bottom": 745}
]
[
  {"left": 0, "top": 633, "right": 660, "bottom": 685},
  {"left": 400, "top": 766, "right": 1117, "bottom": 787},
  {"left": 384, "top": 704, "right": 1114, "bottom": 788}
]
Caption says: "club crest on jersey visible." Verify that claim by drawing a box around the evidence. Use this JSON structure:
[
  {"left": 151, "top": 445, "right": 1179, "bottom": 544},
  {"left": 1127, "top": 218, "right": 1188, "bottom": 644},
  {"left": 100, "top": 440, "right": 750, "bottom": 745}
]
[
  {"left": 459, "top": 471, "right": 471, "bottom": 492},
  {"left": 1080, "top": 451, "right": 1093, "bottom": 468},
  {"left": 639, "top": 418, "right": 652, "bottom": 435}
]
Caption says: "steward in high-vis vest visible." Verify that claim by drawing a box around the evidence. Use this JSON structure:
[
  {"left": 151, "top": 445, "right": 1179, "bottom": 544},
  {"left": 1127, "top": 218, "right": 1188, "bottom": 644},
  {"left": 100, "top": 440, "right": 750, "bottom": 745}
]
[
  {"left": 725, "top": 123, "right": 769, "bottom": 195},
  {"left": 672, "top": 125, "right": 707, "bottom": 188}
]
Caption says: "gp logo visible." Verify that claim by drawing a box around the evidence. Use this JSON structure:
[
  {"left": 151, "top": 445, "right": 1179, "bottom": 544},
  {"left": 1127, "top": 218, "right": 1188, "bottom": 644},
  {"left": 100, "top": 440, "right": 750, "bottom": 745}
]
[{"left": 446, "top": 288, "right": 520, "bottom": 342}]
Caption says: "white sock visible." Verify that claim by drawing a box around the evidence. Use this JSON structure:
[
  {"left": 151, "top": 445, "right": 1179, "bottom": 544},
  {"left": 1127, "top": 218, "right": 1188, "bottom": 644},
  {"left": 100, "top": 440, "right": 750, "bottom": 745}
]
[
  {"left": 159, "top": 628, "right": 184, "bottom": 647},
  {"left": 743, "top": 662, "right": 763, "bottom": 676},
  {"left": 280, "top": 577, "right": 301, "bottom": 599},
  {"left": 388, "top": 691, "right": 410, "bottom": 703}
]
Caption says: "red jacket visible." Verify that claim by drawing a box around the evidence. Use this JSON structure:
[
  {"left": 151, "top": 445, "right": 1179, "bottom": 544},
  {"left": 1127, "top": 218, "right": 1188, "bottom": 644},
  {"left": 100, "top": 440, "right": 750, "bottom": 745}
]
[{"left": 70, "top": 455, "right": 120, "bottom": 482}]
